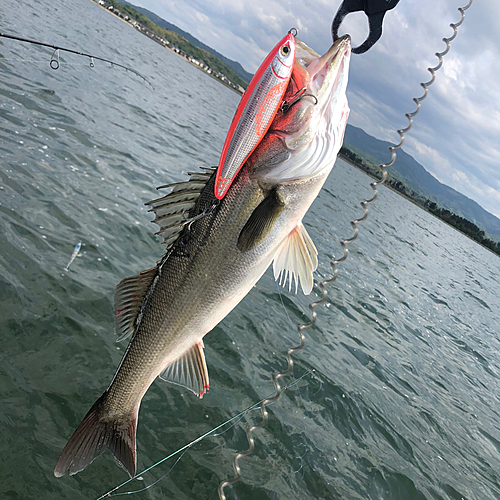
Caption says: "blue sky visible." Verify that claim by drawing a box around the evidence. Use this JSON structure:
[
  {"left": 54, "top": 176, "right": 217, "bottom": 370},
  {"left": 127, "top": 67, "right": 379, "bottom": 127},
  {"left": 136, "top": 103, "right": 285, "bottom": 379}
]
[{"left": 132, "top": 0, "right": 499, "bottom": 218}]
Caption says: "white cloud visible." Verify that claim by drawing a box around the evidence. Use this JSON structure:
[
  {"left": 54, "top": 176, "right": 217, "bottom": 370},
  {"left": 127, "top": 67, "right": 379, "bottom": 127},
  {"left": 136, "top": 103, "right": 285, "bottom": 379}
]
[
  {"left": 406, "top": 136, "right": 452, "bottom": 172},
  {"left": 194, "top": 11, "right": 209, "bottom": 24}
]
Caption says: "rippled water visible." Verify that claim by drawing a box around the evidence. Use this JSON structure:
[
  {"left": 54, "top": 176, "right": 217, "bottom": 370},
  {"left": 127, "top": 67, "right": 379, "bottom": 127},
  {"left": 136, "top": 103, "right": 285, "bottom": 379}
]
[{"left": 1, "top": 1, "right": 500, "bottom": 499}]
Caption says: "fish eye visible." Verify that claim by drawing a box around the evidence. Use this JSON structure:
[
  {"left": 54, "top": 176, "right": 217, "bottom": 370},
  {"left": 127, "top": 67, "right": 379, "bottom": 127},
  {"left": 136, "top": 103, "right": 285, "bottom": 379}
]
[{"left": 280, "top": 44, "right": 290, "bottom": 56}]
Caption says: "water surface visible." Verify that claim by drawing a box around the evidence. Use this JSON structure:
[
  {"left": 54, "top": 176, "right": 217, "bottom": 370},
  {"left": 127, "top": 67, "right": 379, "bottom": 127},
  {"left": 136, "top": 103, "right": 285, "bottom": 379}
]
[{"left": 1, "top": 1, "right": 500, "bottom": 499}]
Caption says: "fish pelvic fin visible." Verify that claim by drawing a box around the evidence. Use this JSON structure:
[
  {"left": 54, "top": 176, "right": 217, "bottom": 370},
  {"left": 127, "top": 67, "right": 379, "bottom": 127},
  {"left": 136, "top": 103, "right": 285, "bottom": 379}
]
[
  {"left": 159, "top": 341, "right": 210, "bottom": 398},
  {"left": 273, "top": 222, "right": 318, "bottom": 295},
  {"left": 54, "top": 392, "right": 138, "bottom": 478}
]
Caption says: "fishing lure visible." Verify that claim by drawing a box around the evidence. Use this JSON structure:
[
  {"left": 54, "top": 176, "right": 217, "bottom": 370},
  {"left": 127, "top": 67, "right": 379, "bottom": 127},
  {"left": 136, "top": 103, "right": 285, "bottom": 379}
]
[
  {"left": 214, "top": 30, "right": 296, "bottom": 200},
  {"left": 64, "top": 242, "right": 81, "bottom": 272}
]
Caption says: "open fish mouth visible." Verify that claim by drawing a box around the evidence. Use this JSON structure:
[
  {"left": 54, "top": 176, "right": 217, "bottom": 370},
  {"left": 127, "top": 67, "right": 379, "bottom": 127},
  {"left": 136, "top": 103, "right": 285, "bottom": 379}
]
[
  {"left": 295, "top": 34, "right": 351, "bottom": 131},
  {"left": 291, "top": 35, "right": 351, "bottom": 99},
  {"left": 257, "top": 34, "right": 351, "bottom": 181},
  {"left": 306, "top": 35, "right": 351, "bottom": 94}
]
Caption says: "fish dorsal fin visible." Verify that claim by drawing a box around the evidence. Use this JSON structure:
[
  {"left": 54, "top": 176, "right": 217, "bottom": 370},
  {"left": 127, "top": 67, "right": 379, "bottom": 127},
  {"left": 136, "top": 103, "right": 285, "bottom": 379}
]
[
  {"left": 114, "top": 267, "right": 158, "bottom": 342},
  {"left": 237, "top": 189, "right": 285, "bottom": 252},
  {"left": 159, "top": 341, "right": 209, "bottom": 398},
  {"left": 145, "top": 168, "right": 215, "bottom": 248},
  {"left": 273, "top": 223, "right": 318, "bottom": 295}
]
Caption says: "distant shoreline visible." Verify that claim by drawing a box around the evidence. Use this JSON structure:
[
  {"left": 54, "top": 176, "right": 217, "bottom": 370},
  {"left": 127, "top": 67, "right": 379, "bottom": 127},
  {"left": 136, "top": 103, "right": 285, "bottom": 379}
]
[
  {"left": 89, "top": 0, "right": 244, "bottom": 96},
  {"left": 338, "top": 154, "right": 500, "bottom": 258}
]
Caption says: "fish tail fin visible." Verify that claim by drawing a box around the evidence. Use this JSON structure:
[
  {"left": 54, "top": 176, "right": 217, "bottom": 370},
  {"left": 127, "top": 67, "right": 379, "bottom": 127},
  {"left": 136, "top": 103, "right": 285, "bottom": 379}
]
[{"left": 54, "top": 392, "right": 137, "bottom": 478}]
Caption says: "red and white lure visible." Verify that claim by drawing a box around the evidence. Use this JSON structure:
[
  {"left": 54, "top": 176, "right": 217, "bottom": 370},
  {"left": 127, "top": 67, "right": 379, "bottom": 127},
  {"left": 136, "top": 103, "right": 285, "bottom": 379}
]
[{"left": 214, "top": 31, "right": 296, "bottom": 199}]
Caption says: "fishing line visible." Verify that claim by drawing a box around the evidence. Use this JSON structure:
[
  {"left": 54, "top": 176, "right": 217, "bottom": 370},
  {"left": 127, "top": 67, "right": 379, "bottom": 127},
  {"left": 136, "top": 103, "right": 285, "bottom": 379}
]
[
  {"left": 218, "top": 1, "right": 473, "bottom": 498},
  {"left": 276, "top": 282, "right": 327, "bottom": 451},
  {"left": 105, "top": 448, "right": 190, "bottom": 497},
  {"left": 95, "top": 369, "right": 314, "bottom": 499},
  {"left": 211, "top": 415, "right": 246, "bottom": 437},
  {"left": 105, "top": 449, "right": 188, "bottom": 498},
  {"left": 0, "top": 32, "right": 154, "bottom": 88}
]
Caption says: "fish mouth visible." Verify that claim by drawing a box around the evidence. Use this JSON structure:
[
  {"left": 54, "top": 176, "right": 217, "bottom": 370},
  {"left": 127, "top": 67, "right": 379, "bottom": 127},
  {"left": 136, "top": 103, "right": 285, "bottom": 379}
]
[
  {"left": 281, "top": 35, "right": 351, "bottom": 152},
  {"left": 297, "top": 35, "right": 351, "bottom": 121},
  {"left": 250, "top": 36, "right": 352, "bottom": 183},
  {"left": 295, "top": 35, "right": 351, "bottom": 88}
]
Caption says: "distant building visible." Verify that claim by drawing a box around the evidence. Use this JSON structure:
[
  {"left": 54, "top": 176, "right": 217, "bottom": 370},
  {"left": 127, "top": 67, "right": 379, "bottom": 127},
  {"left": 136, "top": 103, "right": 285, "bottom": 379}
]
[{"left": 92, "top": 0, "right": 245, "bottom": 95}]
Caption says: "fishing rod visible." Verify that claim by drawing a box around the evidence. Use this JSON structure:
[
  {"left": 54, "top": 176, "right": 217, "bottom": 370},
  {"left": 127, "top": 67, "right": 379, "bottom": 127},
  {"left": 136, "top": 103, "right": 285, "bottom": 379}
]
[{"left": 0, "top": 32, "right": 154, "bottom": 88}]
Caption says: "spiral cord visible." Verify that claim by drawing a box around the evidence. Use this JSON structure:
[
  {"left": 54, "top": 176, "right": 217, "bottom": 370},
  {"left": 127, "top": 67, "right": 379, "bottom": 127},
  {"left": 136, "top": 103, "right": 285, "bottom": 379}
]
[{"left": 218, "top": 2, "right": 472, "bottom": 498}]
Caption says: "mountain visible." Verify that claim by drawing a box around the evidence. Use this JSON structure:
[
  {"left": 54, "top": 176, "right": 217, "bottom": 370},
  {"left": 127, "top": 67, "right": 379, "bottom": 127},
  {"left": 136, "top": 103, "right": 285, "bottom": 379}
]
[
  {"left": 343, "top": 124, "right": 500, "bottom": 241},
  {"left": 116, "top": 0, "right": 253, "bottom": 84}
]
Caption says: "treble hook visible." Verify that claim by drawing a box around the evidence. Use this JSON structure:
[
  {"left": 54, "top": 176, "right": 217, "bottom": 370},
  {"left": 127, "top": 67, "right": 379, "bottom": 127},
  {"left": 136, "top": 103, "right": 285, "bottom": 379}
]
[
  {"left": 280, "top": 87, "right": 318, "bottom": 114},
  {"left": 89, "top": 57, "right": 95, "bottom": 68},
  {"left": 182, "top": 200, "right": 220, "bottom": 231}
]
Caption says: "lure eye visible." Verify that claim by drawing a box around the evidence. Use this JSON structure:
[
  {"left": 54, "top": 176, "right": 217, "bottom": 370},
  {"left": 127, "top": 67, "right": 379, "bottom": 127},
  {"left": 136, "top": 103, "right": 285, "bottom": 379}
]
[{"left": 280, "top": 43, "right": 290, "bottom": 57}]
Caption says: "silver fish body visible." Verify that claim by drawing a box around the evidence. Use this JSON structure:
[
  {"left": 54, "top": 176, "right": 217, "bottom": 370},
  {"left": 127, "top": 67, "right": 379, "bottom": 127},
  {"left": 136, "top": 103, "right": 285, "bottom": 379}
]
[{"left": 54, "top": 35, "right": 351, "bottom": 478}]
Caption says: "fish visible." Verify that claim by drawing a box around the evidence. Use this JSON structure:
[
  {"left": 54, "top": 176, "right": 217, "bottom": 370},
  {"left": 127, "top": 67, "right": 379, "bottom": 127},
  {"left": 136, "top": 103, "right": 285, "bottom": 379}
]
[
  {"left": 215, "top": 31, "right": 296, "bottom": 200},
  {"left": 54, "top": 34, "right": 351, "bottom": 479}
]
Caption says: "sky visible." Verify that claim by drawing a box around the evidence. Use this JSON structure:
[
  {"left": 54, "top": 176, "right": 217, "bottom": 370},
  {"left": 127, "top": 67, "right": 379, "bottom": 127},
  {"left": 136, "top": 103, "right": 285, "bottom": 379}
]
[{"left": 131, "top": 0, "right": 499, "bottom": 217}]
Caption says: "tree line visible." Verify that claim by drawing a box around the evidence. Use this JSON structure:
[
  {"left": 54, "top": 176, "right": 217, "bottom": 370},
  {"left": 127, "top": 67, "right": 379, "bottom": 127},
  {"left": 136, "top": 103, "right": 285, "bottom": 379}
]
[
  {"left": 339, "top": 146, "right": 500, "bottom": 256},
  {"left": 100, "top": 0, "right": 248, "bottom": 90}
]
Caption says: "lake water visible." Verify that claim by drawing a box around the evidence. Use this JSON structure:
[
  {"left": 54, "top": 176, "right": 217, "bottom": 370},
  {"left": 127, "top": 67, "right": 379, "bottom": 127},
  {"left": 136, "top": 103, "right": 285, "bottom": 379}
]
[{"left": 1, "top": 1, "right": 500, "bottom": 499}]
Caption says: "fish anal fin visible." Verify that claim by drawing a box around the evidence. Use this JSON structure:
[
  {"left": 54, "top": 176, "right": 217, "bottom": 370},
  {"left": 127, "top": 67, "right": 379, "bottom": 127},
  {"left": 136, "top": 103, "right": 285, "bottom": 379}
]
[
  {"left": 273, "top": 222, "right": 318, "bottom": 295},
  {"left": 237, "top": 189, "right": 285, "bottom": 252},
  {"left": 159, "top": 341, "right": 209, "bottom": 398},
  {"left": 114, "top": 267, "right": 157, "bottom": 342}
]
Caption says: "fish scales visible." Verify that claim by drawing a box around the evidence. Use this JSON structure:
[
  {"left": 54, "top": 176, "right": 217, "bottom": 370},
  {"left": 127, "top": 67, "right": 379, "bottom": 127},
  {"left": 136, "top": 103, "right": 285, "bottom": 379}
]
[{"left": 107, "top": 169, "right": 326, "bottom": 408}]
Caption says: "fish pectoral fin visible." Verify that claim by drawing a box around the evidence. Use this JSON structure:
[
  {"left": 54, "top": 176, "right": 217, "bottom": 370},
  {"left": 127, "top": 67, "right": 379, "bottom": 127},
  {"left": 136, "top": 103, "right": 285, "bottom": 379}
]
[
  {"left": 159, "top": 341, "right": 210, "bottom": 398},
  {"left": 237, "top": 189, "right": 285, "bottom": 252},
  {"left": 273, "top": 222, "right": 318, "bottom": 295},
  {"left": 114, "top": 267, "right": 158, "bottom": 342}
]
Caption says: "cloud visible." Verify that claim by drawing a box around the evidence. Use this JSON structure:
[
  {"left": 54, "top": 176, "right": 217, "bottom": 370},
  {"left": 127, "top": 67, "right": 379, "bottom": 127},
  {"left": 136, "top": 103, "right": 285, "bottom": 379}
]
[
  {"left": 194, "top": 11, "right": 209, "bottom": 24},
  {"left": 406, "top": 136, "right": 452, "bottom": 172}
]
